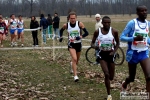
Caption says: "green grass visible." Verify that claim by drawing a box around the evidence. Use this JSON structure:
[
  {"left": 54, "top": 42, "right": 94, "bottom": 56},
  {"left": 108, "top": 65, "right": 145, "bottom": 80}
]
[{"left": 0, "top": 19, "right": 147, "bottom": 100}]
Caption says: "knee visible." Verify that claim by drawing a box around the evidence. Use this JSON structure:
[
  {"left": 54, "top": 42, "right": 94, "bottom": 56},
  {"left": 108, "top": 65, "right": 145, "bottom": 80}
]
[
  {"left": 72, "top": 59, "right": 77, "bottom": 64},
  {"left": 104, "top": 73, "right": 110, "bottom": 79}
]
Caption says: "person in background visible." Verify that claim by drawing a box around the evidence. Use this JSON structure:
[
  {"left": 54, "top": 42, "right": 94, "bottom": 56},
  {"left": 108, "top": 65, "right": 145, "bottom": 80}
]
[
  {"left": 4, "top": 17, "right": 9, "bottom": 37},
  {"left": 0, "top": 16, "right": 8, "bottom": 47},
  {"left": 40, "top": 14, "right": 48, "bottom": 44},
  {"left": 52, "top": 13, "right": 60, "bottom": 39},
  {"left": 47, "top": 14, "right": 53, "bottom": 39},
  {"left": 94, "top": 13, "right": 103, "bottom": 64},
  {"left": 17, "top": 15, "right": 26, "bottom": 47},
  {"left": 30, "top": 16, "right": 39, "bottom": 47},
  {"left": 8, "top": 14, "right": 18, "bottom": 47}
]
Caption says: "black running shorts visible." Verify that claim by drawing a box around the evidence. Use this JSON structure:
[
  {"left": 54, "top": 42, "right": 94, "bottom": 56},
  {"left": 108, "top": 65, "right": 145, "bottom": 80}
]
[{"left": 68, "top": 42, "right": 82, "bottom": 52}]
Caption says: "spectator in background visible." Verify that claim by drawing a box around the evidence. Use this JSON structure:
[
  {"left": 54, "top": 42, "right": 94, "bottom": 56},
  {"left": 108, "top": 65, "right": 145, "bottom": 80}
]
[
  {"left": 40, "top": 14, "right": 48, "bottom": 44},
  {"left": 95, "top": 13, "right": 103, "bottom": 30},
  {"left": 52, "top": 13, "right": 60, "bottom": 39},
  {"left": 94, "top": 13, "right": 103, "bottom": 64},
  {"left": 30, "top": 16, "right": 39, "bottom": 47},
  {"left": 47, "top": 14, "right": 53, "bottom": 39}
]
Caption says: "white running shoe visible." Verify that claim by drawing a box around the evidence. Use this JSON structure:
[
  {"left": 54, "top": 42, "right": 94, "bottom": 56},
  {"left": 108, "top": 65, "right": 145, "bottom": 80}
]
[
  {"left": 70, "top": 62, "right": 73, "bottom": 74},
  {"left": 11, "top": 42, "right": 14, "bottom": 47},
  {"left": 74, "top": 76, "right": 79, "bottom": 82},
  {"left": 21, "top": 44, "right": 24, "bottom": 47},
  {"left": 14, "top": 42, "right": 18, "bottom": 46},
  {"left": 107, "top": 95, "right": 112, "bottom": 100}
]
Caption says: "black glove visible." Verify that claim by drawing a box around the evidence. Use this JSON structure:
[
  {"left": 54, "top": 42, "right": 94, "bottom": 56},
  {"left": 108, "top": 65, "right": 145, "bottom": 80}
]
[
  {"left": 59, "top": 38, "right": 63, "bottom": 42},
  {"left": 95, "top": 46, "right": 99, "bottom": 50},
  {"left": 10, "top": 22, "right": 13, "bottom": 24},
  {"left": 134, "top": 35, "right": 143, "bottom": 41},
  {"left": 76, "top": 36, "right": 81, "bottom": 40}
]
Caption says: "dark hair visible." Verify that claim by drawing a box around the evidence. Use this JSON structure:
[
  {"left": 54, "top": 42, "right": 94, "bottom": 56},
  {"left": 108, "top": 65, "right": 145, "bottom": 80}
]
[
  {"left": 10, "top": 14, "right": 15, "bottom": 17},
  {"left": 136, "top": 5, "right": 146, "bottom": 12},
  {"left": 68, "top": 11, "right": 77, "bottom": 18},
  {"left": 31, "top": 16, "right": 36, "bottom": 20},
  {"left": 55, "top": 13, "right": 58, "bottom": 15},
  {"left": 48, "top": 14, "right": 51, "bottom": 16},
  {"left": 40, "top": 14, "right": 44, "bottom": 18},
  {"left": 18, "top": 15, "right": 22, "bottom": 17},
  {"left": 102, "top": 16, "right": 110, "bottom": 21}
]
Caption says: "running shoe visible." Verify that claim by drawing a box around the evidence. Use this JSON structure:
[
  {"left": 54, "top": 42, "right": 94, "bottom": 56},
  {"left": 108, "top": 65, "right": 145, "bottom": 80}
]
[
  {"left": 21, "top": 44, "right": 24, "bottom": 47},
  {"left": 11, "top": 42, "right": 14, "bottom": 47},
  {"left": 121, "top": 81, "right": 127, "bottom": 92},
  {"left": 74, "top": 76, "right": 79, "bottom": 82},
  {"left": 107, "top": 95, "right": 112, "bottom": 100}
]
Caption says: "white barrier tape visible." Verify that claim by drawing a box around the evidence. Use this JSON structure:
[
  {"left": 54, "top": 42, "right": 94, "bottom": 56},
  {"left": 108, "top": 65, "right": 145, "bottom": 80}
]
[{"left": 24, "top": 27, "right": 41, "bottom": 31}]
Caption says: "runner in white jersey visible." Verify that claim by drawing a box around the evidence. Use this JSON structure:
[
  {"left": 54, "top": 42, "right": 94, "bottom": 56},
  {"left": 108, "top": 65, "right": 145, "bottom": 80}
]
[
  {"left": 91, "top": 16, "right": 119, "bottom": 100},
  {"left": 8, "top": 14, "right": 18, "bottom": 47},
  {"left": 17, "top": 15, "right": 25, "bottom": 47},
  {"left": 59, "top": 11, "right": 89, "bottom": 82},
  {"left": 120, "top": 5, "right": 150, "bottom": 99}
]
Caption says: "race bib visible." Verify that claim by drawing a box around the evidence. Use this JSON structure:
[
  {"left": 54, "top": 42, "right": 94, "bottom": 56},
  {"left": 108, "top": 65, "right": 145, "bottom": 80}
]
[
  {"left": 0, "top": 27, "right": 4, "bottom": 33},
  {"left": 133, "top": 32, "right": 147, "bottom": 48},
  {"left": 69, "top": 30, "right": 79, "bottom": 42},
  {"left": 99, "top": 41, "right": 113, "bottom": 51},
  {"left": 11, "top": 23, "right": 17, "bottom": 29},
  {"left": 18, "top": 24, "right": 23, "bottom": 28}
]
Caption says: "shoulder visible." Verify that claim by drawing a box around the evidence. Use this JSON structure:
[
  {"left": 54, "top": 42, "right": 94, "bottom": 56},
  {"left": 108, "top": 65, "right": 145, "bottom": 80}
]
[
  {"left": 111, "top": 27, "right": 118, "bottom": 33},
  {"left": 126, "top": 19, "right": 135, "bottom": 27}
]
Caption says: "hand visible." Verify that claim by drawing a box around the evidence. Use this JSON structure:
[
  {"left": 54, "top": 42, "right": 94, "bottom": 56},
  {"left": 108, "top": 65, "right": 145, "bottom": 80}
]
[
  {"left": 40, "top": 29, "right": 41, "bottom": 31},
  {"left": 59, "top": 37, "right": 63, "bottom": 42},
  {"left": 76, "top": 36, "right": 81, "bottom": 40},
  {"left": 134, "top": 35, "right": 143, "bottom": 41},
  {"left": 109, "top": 51, "right": 115, "bottom": 55},
  {"left": 94, "top": 46, "right": 99, "bottom": 50}
]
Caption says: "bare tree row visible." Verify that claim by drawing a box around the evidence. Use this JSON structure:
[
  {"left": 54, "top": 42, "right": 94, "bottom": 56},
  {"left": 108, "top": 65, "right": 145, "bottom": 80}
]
[{"left": 0, "top": 0, "right": 149, "bottom": 17}]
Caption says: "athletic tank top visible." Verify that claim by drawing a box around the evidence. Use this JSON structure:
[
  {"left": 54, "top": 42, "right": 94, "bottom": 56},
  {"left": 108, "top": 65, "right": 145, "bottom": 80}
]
[
  {"left": 67, "top": 21, "right": 81, "bottom": 43},
  {"left": 131, "top": 19, "right": 149, "bottom": 52},
  {"left": 97, "top": 27, "right": 114, "bottom": 51},
  {"left": 0, "top": 22, "right": 5, "bottom": 34},
  {"left": 17, "top": 20, "right": 24, "bottom": 29},
  {"left": 10, "top": 19, "right": 17, "bottom": 29}
]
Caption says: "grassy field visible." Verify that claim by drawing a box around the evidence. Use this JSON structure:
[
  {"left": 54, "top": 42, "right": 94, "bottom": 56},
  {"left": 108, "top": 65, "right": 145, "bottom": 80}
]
[{"left": 0, "top": 15, "right": 147, "bottom": 100}]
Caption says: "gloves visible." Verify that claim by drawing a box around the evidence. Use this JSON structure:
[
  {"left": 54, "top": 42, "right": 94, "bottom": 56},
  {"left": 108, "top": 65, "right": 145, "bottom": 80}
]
[
  {"left": 76, "top": 36, "right": 81, "bottom": 40},
  {"left": 134, "top": 35, "right": 143, "bottom": 41},
  {"left": 59, "top": 38, "right": 63, "bottom": 42}
]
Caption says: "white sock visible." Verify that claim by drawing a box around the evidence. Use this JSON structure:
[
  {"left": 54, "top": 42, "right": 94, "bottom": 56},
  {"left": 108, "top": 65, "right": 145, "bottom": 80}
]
[{"left": 108, "top": 95, "right": 111, "bottom": 97}]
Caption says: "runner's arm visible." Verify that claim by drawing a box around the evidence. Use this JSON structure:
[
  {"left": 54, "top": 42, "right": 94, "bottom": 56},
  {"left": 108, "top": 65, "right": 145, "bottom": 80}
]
[
  {"left": 120, "top": 20, "right": 134, "bottom": 42},
  {"left": 112, "top": 28, "right": 119, "bottom": 54},
  {"left": 59, "top": 24, "right": 67, "bottom": 38},
  {"left": 91, "top": 30, "right": 99, "bottom": 49},
  {"left": 78, "top": 22, "right": 89, "bottom": 39}
]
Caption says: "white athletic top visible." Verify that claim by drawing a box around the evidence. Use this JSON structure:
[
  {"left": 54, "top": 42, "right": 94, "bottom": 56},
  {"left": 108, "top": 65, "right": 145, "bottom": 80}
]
[
  {"left": 97, "top": 27, "right": 114, "bottom": 51},
  {"left": 10, "top": 19, "right": 17, "bottom": 29},
  {"left": 0, "top": 26, "right": 4, "bottom": 33},
  {"left": 17, "top": 20, "right": 24, "bottom": 29},
  {"left": 131, "top": 19, "right": 149, "bottom": 52},
  {"left": 95, "top": 20, "right": 103, "bottom": 30},
  {"left": 67, "top": 21, "right": 81, "bottom": 43},
  {"left": 4, "top": 20, "right": 8, "bottom": 26}
]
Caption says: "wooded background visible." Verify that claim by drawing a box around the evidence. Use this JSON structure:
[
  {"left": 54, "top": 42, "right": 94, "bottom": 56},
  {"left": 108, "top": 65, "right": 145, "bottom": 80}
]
[{"left": 0, "top": 0, "right": 149, "bottom": 17}]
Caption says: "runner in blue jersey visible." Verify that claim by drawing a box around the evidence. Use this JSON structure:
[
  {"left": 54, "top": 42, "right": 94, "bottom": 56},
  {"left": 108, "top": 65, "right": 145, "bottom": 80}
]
[{"left": 120, "top": 5, "right": 150, "bottom": 98}]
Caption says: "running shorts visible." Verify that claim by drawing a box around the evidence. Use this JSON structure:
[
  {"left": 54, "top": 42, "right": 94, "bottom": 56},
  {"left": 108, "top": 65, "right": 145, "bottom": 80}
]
[
  {"left": 18, "top": 29, "right": 24, "bottom": 34},
  {"left": 68, "top": 42, "right": 82, "bottom": 52},
  {"left": 10, "top": 29, "right": 17, "bottom": 34}
]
